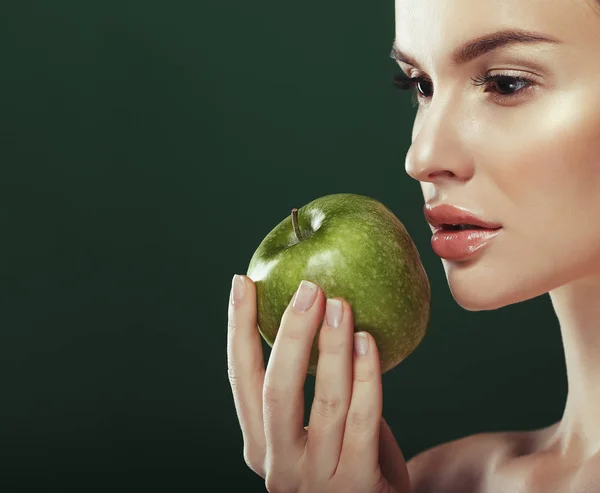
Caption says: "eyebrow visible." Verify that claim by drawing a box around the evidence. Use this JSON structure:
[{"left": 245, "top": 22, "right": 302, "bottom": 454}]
[{"left": 390, "top": 28, "right": 561, "bottom": 70}]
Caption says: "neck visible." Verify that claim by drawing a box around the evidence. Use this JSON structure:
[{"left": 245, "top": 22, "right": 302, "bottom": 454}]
[{"left": 546, "top": 274, "right": 600, "bottom": 459}]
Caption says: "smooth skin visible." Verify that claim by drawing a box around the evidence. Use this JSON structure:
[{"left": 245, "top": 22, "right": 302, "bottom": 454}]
[{"left": 228, "top": 0, "right": 600, "bottom": 491}]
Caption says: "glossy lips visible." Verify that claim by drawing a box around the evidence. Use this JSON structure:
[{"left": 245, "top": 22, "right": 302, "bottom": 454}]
[{"left": 424, "top": 203, "right": 502, "bottom": 261}]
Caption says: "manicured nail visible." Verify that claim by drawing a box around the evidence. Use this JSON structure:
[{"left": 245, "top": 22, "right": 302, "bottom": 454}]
[
  {"left": 354, "top": 332, "right": 369, "bottom": 356},
  {"left": 325, "top": 298, "right": 342, "bottom": 328},
  {"left": 231, "top": 274, "right": 246, "bottom": 305},
  {"left": 293, "top": 280, "right": 317, "bottom": 312}
]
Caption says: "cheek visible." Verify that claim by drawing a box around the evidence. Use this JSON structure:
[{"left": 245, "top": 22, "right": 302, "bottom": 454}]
[
  {"left": 482, "top": 94, "right": 600, "bottom": 239},
  {"left": 447, "top": 95, "right": 600, "bottom": 310}
]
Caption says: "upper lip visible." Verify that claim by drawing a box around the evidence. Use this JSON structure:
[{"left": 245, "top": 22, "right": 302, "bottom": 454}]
[{"left": 424, "top": 203, "right": 502, "bottom": 230}]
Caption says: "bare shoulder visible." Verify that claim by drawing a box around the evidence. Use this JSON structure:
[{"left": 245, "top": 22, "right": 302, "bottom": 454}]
[{"left": 407, "top": 430, "right": 523, "bottom": 493}]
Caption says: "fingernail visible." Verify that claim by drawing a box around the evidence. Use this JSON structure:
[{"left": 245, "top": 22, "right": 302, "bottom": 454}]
[
  {"left": 231, "top": 274, "right": 245, "bottom": 305},
  {"left": 293, "top": 280, "right": 317, "bottom": 312},
  {"left": 354, "top": 332, "right": 369, "bottom": 356},
  {"left": 325, "top": 298, "right": 342, "bottom": 328}
]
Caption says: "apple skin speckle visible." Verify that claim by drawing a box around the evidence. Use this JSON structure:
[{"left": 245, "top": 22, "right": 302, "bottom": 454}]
[{"left": 247, "top": 193, "right": 431, "bottom": 376}]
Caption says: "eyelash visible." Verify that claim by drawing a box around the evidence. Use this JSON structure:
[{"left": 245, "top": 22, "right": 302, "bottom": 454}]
[{"left": 393, "top": 71, "right": 536, "bottom": 106}]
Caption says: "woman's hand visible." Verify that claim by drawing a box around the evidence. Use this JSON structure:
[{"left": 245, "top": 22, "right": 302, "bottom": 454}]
[{"left": 227, "top": 275, "right": 411, "bottom": 493}]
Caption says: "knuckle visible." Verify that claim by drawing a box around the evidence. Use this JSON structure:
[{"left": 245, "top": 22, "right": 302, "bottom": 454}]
[
  {"left": 279, "top": 324, "right": 305, "bottom": 342},
  {"left": 354, "top": 365, "right": 376, "bottom": 383},
  {"left": 346, "top": 409, "right": 373, "bottom": 433},
  {"left": 312, "top": 391, "right": 342, "bottom": 419},
  {"left": 227, "top": 310, "right": 245, "bottom": 334},
  {"left": 263, "top": 383, "right": 287, "bottom": 411},
  {"left": 318, "top": 334, "right": 346, "bottom": 355}
]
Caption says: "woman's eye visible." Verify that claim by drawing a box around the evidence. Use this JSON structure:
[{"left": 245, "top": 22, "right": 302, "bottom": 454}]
[
  {"left": 393, "top": 72, "right": 535, "bottom": 105},
  {"left": 485, "top": 76, "right": 529, "bottom": 95},
  {"left": 415, "top": 78, "right": 433, "bottom": 98},
  {"left": 392, "top": 74, "right": 433, "bottom": 104}
]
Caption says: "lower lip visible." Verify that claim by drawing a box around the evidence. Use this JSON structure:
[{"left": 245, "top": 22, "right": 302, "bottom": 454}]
[{"left": 431, "top": 228, "right": 502, "bottom": 261}]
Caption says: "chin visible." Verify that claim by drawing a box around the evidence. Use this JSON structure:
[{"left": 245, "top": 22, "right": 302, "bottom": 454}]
[
  {"left": 449, "top": 287, "right": 522, "bottom": 312},
  {"left": 442, "top": 260, "right": 558, "bottom": 312}
]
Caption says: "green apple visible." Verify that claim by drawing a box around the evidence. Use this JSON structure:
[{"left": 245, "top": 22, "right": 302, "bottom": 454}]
[{"left": 246, "top": 193, "right": 430, "bottom": 376}]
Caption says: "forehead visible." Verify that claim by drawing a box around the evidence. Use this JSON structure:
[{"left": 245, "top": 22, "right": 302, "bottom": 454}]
[{"left": 393, "top": 0, "right": 598, "bottom": 68}]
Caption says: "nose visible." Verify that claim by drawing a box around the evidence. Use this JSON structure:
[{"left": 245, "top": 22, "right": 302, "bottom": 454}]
[{"left": 404, "top": 102, "right": 475, "bottom": 184}]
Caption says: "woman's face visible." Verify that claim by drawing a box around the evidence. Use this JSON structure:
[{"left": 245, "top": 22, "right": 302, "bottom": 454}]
[{"left": 395, "top": 0, "right": 600, "bottom": 310}]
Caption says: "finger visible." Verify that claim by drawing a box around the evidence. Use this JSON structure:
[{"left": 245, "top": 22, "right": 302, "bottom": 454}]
[
  {"left": 305, "top": 298, "right": 354, "bottom": 481},
  {"left": 226, "top": 274, "right": 266, "bottom": 475},
  {"left": 337, "top": 331, "right": 383, "bottom": 476},
  {"left": 263, "top": 280, "right": 324, "bottom": 468},
  {"left": 379, "top": 418, "right": 411, "bottom": 493}
]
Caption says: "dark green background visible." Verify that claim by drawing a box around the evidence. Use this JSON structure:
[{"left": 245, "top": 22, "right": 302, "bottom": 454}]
[{"left": 2, "top": 1, "right": 566, "bottom": 491}]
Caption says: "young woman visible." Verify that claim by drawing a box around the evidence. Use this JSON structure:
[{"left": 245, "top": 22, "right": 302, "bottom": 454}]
[{"left": 227, "top": 0, "right": 600, "bottom": 491}]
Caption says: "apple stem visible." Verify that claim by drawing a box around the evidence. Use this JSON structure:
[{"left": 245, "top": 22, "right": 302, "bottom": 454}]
[{"left": 291, "top": 208, "right": 302, "bottom": 241}]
